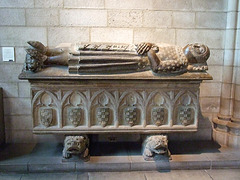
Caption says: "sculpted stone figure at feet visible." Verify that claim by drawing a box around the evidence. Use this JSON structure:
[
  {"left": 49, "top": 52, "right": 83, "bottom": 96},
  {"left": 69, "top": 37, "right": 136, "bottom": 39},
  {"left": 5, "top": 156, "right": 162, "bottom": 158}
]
[
  {"left": 62, "top": 135, "right": 89, "bottom": 161},
  {"left": 24, "top": 41, "right": 210, "bottom": 75},
  {"left": 143, "top": 135, "right": 171, "bottom": 161}
]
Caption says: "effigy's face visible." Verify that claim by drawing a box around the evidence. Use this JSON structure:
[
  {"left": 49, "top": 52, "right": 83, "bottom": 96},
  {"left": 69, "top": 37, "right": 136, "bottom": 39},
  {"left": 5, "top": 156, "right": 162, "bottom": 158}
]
[{"left": 192, "top": 43, "right": 208, "bottom": 56}]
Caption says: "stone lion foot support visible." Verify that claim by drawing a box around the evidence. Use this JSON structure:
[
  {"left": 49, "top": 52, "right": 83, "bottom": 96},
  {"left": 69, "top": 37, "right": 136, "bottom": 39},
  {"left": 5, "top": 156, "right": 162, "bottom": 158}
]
[
  {"left": 62, "top": 135, "right": 90, "bottom": 161},
  {"left": 142, "top": 135, "right": 171, "bottom": 161}
]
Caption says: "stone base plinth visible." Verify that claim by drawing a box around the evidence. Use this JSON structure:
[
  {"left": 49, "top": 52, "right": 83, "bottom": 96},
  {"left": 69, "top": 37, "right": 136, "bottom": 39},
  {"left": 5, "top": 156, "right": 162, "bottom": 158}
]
[
  {"left": 0, "top": 141, "right": 240, "bottom": 173},
  {"left": 213, "top": 115, "right": 240, "bottom": 149},
  {"left": 213, "top": 129, "right": 240, "bottom": 148}
]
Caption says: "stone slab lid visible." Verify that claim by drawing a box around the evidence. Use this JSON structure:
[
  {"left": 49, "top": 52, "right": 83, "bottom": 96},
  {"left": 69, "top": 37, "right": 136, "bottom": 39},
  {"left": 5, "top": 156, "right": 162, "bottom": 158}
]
[{"left": 19, "top": 66, "right": 213, "bottom": 81}]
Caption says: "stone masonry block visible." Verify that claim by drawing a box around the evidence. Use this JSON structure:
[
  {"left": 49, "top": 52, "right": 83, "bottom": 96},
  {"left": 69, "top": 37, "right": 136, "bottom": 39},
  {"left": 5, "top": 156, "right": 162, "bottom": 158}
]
[
  {"left": 4, "top": 98, "right": 31, "bottom": 116},
  {"left": 35, "top": 0, "right": 63, "bottom": 8},
  {"left": 192, "top": 0, "right": 227, "bottom": 11},
  {"left": 172, "top": 12, "right": 195, "bottom": 28},
  {"left": 227, "top": 0, "right": 239, "bottom": 11},
  {"left": 225, "top": 30, "right": 236, "bottom": 49},
  {"left": 108, "top": 10, "right": 143, "bottom": 27},
  {"left": 236, "top": 30, "right": 240, "bottom": 49},
  {"left": 176, "top": 29, "right": 224, "bottom": 49},
  {"left": 18, "top": 82, "right": 31, "bottom": 98},
  {"left": 226, "top": 12, "right": 238, "bottom": 29},
  {"left": 200, "top": 97, "right": 220, "bottom": 113},
  {"left": 105, "top": 0, "right": 152, "bottom": 10},
  {"left": 91, "top": 28, "right": 133, "bottom": 44},
  {"left": 208, "top": 50, "right": 224, "bottom": 66},
  {"left": 234, "top": 50, "right": 240, "bottom": 67},
  {"left": 134, "top": 28, "right": 175, "bottom": 44},
  {"left": 33, "top": 134, "right": 64, "bottom": 143},
  {"left": 151, "top": 0, "right": 192, "bottom": 10},
  {"left": 0, "top": 0, "right": 34, "bottom": 8},
  {"left": 0, "top": 64, "right": 24, "bottom": 82},
  {"left": 196, "top": 12, "right": 226, "bottom": 29},
  {"left": 207, "top": 65, "right": 223, "bottom": 83},
  {"left": 4, "top": 115, "right": 32, "bottom": 130},
  {"left": 224, "top": 50, "right": 235, "bottom": 66},
  {"left": 0, "top": 9, "right": 25, "bottom": 26},
  {"left": 236, "top": 67, "right": 240, "bottom": 85},
  {"left": 60, "top": 9, "right": 107, "bottom": 27},
  {"left": 5, "top": 130, "right": 33, "bottom": 143},
  {"left": 64, "top": 0, "right": 104, "bottom": 9},
  {"left": 238, "top": 12, "right": 240, "bottom": 29},
  {"left": 235, "top": 85, "right": 240, "bottom": 101},
  {"left": 48, "top": 27, "right": 89, "bottom": 47},
  {"left": 4, "top": 97, "right": 31, "bottom": 116},
  {"left": 222, "top": 66, "right": 233, "bottom": 83},
  {"left": 16, "top": 47, "right": 27, "bottom": 64},
  {"left": 220, "top": 83, "right": 233, "bottom": 99},
  {"left": 219, "top": 98, "right": 232, "bottom": 116},
  {"left": 200, "top": 82, "right": 221, "bottom": 97},
  {"left": 0, "top": 83, "right": 18, "bottom": 98},
  {"left": 143, "top": 11, "right": 172, "bottom": 28},
  {"left": 26, "top": 9, "right": 59, "bottom": 26},
  {"left": 0, "top": 27, "right": 47, "bottom": 47}
]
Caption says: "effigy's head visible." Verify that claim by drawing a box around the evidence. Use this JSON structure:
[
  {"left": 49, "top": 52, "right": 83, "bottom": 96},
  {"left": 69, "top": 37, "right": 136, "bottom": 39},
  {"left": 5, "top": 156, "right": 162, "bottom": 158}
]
[{"left": 183, "top": 43, "right": 210, "bottom": 64}]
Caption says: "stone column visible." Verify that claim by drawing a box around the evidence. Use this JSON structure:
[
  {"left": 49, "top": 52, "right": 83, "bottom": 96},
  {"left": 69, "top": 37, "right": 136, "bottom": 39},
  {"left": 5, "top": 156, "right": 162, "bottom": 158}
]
[{"left": 213, "top": 0, "right": 240, "bottom": 148}]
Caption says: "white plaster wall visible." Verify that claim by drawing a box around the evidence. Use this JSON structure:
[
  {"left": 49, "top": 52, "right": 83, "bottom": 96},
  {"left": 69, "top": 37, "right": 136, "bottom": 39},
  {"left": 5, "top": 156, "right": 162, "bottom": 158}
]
[{"left": 0, "top": 0, "right": 229, "bottom": 143}]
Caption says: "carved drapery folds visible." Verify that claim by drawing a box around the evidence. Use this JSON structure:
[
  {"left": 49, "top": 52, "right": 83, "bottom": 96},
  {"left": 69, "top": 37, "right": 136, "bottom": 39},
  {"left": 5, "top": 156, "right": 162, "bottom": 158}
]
[{"left": 32, "top": 86, "right": 200, "bottom": 133}]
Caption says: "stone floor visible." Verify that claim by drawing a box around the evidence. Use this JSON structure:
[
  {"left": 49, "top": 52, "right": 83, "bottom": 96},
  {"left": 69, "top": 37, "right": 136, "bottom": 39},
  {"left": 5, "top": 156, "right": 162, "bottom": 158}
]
[
  {"left": 0, "top": 140, "right": 240, "bottom": 174},
  {"left": 1, "top": 169, "right": 240, "bottom": 180}
]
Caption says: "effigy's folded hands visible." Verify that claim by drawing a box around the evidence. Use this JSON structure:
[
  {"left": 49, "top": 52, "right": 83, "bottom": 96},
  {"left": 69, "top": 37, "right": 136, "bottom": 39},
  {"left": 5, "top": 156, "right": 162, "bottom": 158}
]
[{"left": 136, "top": 43, "right": 153, "bottom": 55}]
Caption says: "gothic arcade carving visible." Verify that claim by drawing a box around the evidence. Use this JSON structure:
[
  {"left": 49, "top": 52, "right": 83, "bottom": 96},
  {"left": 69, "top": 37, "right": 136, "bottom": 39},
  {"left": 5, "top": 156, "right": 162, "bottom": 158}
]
[{"left": 31, "top": 86, "right": 199, "bottom": 132}]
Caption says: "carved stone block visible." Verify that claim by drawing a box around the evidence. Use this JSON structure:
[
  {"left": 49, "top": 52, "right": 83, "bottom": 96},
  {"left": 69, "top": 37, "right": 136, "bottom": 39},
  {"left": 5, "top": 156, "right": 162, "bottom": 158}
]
[
  {"left": 151, "top": 107, "right": 167, "bottom": 126},
  {"left": 62, "top": 135, "right": 89, "bottom": 161},
  {"left": 97, "top": 107, "right": 110, "bottom": 127},
  {"left": 39, "top": 107, "right": 53, "bottom": 127},
  {"left": 67, "top": 107, "right": 81, "bottom": 127},
  {"left": 143, "top": 135, "right": 171, "bottom": 161},
  {"left": 178, "top": 107, "right": 194, "bottom": 126},
  {"left": 124, "top": 106, "right": 137, "bottom": 126}
]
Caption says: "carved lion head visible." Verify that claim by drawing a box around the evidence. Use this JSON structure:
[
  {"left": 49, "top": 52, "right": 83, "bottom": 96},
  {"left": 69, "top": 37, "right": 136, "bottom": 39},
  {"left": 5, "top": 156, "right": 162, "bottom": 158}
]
[
  {"left": 145, "top": 135, "right": 168, "bottom": 154},
  {"left": 64, "top": 136, "right": 89, "bottom": 154}
]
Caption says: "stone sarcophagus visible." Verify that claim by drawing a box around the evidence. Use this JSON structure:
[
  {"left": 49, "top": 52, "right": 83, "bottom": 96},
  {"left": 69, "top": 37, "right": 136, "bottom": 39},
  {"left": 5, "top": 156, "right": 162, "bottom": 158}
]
[
  {"left": 25, "top": 76, "right": 208, "bottom": 133},
  {"left": 19, "top": 41, "right": 212, "bottom": 160}
]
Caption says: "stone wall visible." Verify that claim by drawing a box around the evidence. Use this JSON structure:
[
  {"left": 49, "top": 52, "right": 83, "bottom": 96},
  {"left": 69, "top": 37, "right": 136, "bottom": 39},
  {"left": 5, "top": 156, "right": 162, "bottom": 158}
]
[{"left": 0, "top": 0, "right": 232, "bottom": 143}]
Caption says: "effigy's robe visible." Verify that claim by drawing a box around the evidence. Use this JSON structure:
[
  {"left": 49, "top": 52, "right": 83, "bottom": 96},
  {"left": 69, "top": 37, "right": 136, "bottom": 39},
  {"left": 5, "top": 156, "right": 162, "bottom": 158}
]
[{"left": 68, "top": 43, "right": 150, "bottom": 74}]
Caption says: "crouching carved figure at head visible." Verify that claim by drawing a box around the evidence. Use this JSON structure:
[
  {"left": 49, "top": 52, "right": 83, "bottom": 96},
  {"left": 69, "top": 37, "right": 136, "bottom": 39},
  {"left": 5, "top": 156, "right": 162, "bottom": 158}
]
[
  {"left": 62, "top": 135, "right": 89, "bottom": 161},
  {"left": 143, "top": 135, "right": 171, "bottom": 161}
]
